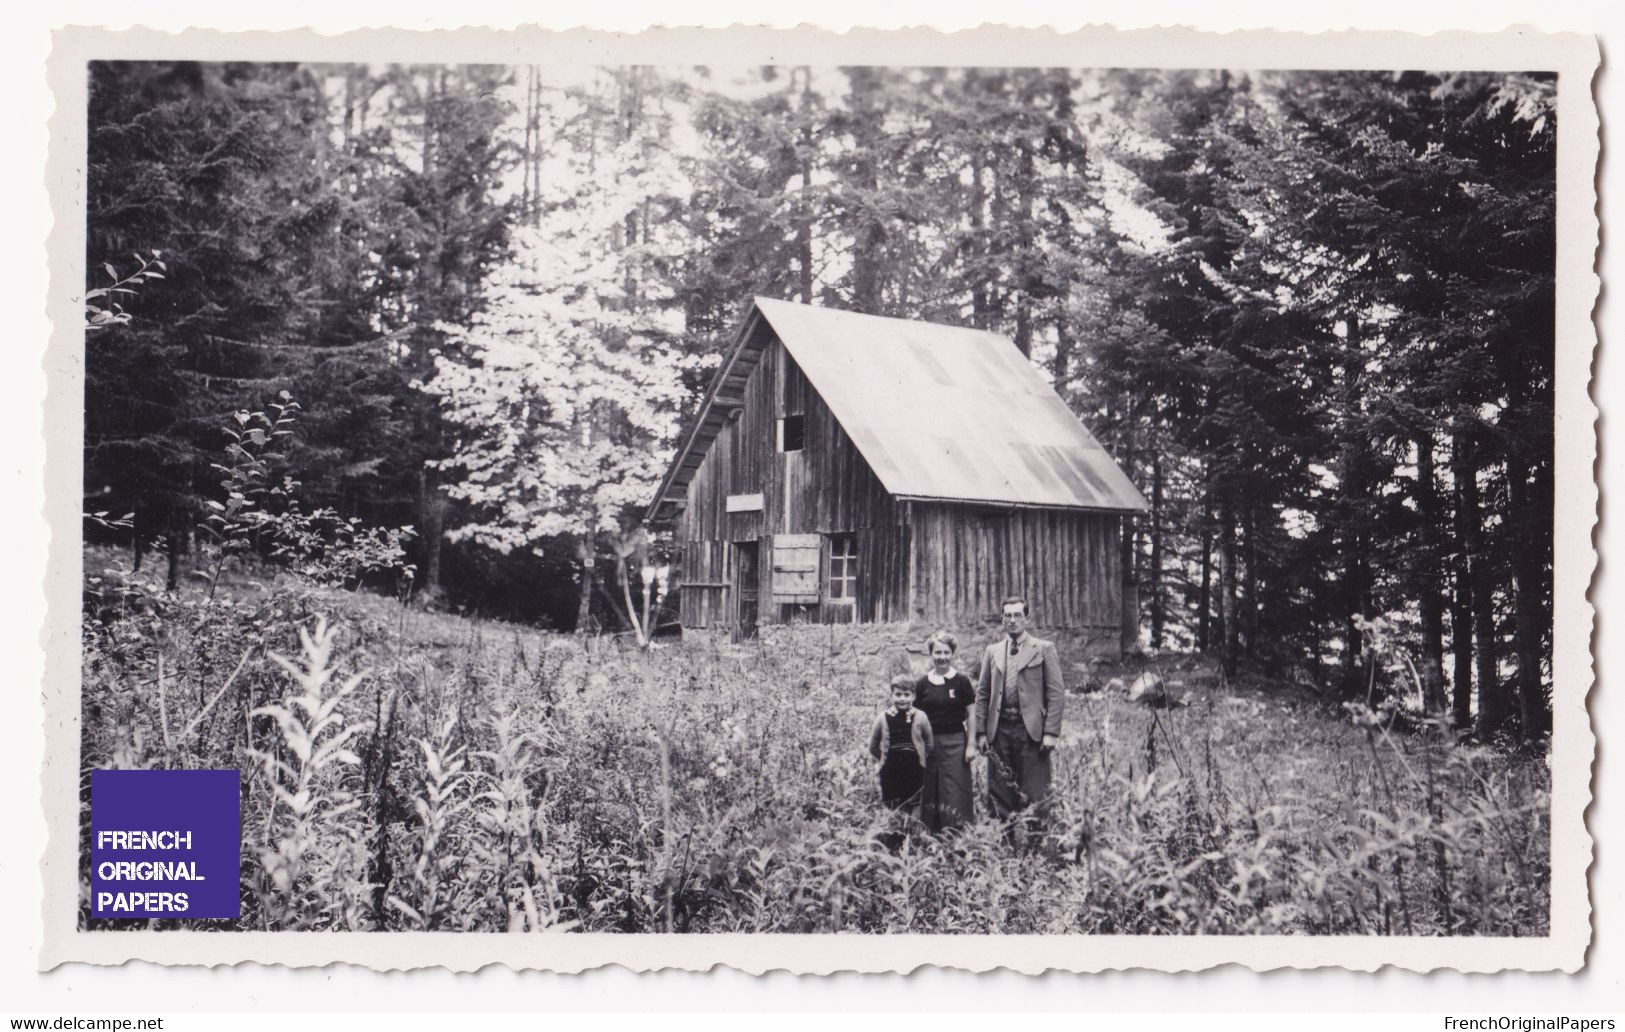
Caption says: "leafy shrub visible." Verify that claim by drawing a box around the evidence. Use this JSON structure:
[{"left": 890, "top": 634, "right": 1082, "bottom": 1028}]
[{"left": 199, "top": 394, "right": 416, "bottom": 599}]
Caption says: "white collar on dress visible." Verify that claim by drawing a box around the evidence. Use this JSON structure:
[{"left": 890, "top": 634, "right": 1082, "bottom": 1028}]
[{"left": 926, "top": 667, "right": 959, "bottom": 684}]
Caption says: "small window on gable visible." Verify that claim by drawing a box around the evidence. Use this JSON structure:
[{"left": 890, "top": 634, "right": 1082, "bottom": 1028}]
[
  {"left": 827, "top": 534, "right": 857, "bottom": 602},
  {"left": 778, "top": 415, "right": 805, "bottom": 452},
  {"left": 778, "top": 349, "right": 806, "bottom": 453}
]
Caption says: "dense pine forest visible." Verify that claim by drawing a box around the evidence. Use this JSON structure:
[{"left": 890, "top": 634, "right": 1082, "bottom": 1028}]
[{"left": 83, "top": 62, "right": 1555, "bottom": 737}]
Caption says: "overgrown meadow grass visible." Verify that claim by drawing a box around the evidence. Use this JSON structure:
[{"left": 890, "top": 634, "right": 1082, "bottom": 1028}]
[{"left": 80, "top": 546, "right": 1550, "bottom": 935}]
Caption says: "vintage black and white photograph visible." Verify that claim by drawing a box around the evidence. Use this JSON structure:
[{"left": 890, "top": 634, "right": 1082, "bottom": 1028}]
[{"left": 43, "top": 26, "right": 1597, "bottom": 972}]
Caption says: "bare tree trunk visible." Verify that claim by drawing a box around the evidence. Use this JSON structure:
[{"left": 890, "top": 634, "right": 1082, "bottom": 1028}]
[
  {"left": 615, "top": 556, "right": 654, "bottom": 648},
  {"left": 1198, "top": 499, "right": 1213, "bottom": 653},
  {"left": 1416, "top": 432, "right": 1448, "bottom": 715},
  {"left": 575, "top": 542, "right": 595, "bottom": 635},
  {"left": 1243, "top": 502, "right": 1259, "bottom": 663},
  {"left": 1119, "top": 401, "right": 1139, "bottom": 653},
  {"left": 1339, "top": 314, "right": 1369, "bottom": 696},
  {"left": 310, "top": 69, "right": 331, "bottom": 181},
  {"left": 1507, "top": 450, "right": 1549, "bottom": 736},
  {"left": 521, "top": 65, "right": 535, "bottom": 222},
  {"left": 530, "top": 68, "right": 543, "bottom": 226},
  {"left": 620, "top": 65, "right": 644, "bottom": 141},
  {"left": 1149, "top": 455, "right": 1164, "bottom": 649},
  {"left": 796, "top": 154, "right": 814, "bottom": 303},
  {"left": 794, "top": 68, "right": 815, "bottom": 303},
  {"left": 1450, "top": 446, "right": 1475, "bottom": 729},
  {"left": 1343, "top": 539, "right": 1368, "bottom": 696},
  {"left": 342, "top": 66, "right": 355, "bottom": 145},
  {"left": 844, "top": 68, "right": 886, "bottom": 314},
  {"left": 1012, "top": 140, "right": 1034, "bottom": 358},
  {"left": 165, "top": 525, "right": 183, "bottom": 593},
  {"left": 1454, "top": 424, "right": 1501, "bottom": 730},
  {"left": 1219, "top": 501, "right": 1237, "bottom": 677},
  {"left": 969, "top": 147, "right": 989, "bottom": 329},
  {"left": 417, "top": 469, "right": 446, "bottom": 598},
  {"left": 1471, "top": 537, "right": 1502, "bottom": 733},
  {"left": 1053, "top": 320, "right": 1074, "bottom": 394},
  {"left": 1120, "top": 513, "right": 1138, "bottom": 655},
  {"left": 132, "top": 512, "right": 145, "bottom": 573}
]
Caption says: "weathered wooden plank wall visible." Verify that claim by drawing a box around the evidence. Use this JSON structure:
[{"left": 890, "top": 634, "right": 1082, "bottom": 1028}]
[
  {"left": 907, "top": 502, "right": 1123, "bottom": 633},
  {"left": 677, "top": 539, "right": 728, "bottom": 629},
  {"left": 851, "top": 523, "right": 912, "bottom": 623},
  {"left": 677, "top": 339, "right": 905, "bottom": 627}
]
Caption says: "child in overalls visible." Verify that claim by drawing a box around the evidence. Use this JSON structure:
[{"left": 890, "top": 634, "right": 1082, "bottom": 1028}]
[{"left": 867, "top": 674, "right": 935, "bottom": 823}]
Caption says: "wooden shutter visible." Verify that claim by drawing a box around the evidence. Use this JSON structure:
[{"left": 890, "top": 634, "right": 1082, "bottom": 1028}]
[{"left": 771, "top": 533, "right": 821, "bottom": 603}]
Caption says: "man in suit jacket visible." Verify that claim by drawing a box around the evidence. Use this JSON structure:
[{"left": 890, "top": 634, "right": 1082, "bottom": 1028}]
[{"left": 975, "top": 594, "right": 1065, "bottom": 841}]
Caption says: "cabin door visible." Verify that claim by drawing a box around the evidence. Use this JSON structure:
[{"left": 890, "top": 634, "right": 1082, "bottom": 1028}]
[{"left": 734, "top": 540, "right": 760, "bottom": 640}]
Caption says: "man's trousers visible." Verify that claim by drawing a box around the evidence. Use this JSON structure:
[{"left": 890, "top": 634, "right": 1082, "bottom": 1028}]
[{"left": 986, "top": 720, "right": 1052, "bottom": 826}]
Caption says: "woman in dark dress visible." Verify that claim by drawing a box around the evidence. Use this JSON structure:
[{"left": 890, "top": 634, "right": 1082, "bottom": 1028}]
[{"left": 914, "top": 630, "right": 977, "bottom": 832}]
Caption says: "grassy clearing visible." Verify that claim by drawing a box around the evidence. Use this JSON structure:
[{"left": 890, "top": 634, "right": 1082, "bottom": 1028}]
[{"left": 80, "top": 546, "right": 1549, "bottom": 934}]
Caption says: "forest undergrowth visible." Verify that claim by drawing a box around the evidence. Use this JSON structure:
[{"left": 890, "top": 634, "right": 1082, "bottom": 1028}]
[{"left": 80, "top": 545, "right": 1550, "bottom": 935}]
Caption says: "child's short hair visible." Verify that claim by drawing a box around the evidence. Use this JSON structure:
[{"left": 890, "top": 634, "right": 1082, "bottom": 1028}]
[{"left": 889, "top": 674, "right": 917, "bottom": 694}]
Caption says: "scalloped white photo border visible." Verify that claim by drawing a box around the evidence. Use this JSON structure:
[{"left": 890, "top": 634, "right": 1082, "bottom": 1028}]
[{"left": 38, "top": 22, "right": 1601, "bottom": 974}]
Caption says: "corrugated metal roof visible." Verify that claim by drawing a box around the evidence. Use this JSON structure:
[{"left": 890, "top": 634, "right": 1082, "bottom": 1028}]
[
  {"left": 754, "top": 298, "right": 1147, "bottom": 513},
  {"left": 647, "top": 299, "right": 1147, "bottom": 522}
]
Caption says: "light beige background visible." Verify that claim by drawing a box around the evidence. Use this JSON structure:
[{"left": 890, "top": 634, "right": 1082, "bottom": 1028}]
[{"left": 6, "top": 0, "right": 1618, "bottom": 1011}]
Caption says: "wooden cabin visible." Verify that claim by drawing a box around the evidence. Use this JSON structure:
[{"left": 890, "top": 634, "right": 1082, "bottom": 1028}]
[{"left": 646, "top": 298, "right": 1148, "bottom": 649}]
